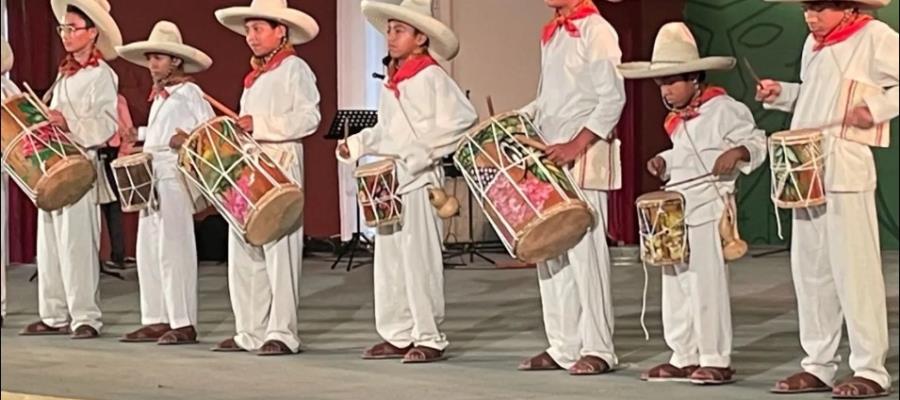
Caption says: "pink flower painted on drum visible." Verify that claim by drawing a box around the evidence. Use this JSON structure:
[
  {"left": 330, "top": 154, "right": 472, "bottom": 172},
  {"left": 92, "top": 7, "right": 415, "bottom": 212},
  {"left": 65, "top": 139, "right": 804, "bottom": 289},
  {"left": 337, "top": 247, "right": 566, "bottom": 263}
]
[
  {"left": 486, "top": 174, "right": 554, "bottom": 228},
  {"left": 222, "top": 174, "right": 252, "bottom": 224},
  {"left": 21, "top": 125, "right": 56, "bottom": 158}
]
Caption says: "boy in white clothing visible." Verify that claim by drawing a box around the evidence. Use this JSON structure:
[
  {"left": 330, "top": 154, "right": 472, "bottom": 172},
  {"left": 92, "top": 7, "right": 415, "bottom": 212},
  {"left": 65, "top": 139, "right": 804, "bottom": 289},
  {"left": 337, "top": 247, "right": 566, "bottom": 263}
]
[{"left": 337, "top": 0, "right": 477, "bottom": 363}]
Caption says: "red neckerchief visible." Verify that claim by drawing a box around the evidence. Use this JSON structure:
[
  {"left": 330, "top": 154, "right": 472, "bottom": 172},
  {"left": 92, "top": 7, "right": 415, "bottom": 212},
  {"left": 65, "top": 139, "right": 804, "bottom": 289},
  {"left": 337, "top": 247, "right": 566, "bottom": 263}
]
[
  {"left": 541, "top": 0, "right": 600, "bottom": 45},
  {"left": 147, "top": 75, "right": 194, "bottom": 102},
  {"left": 384, "top": 54, "right": 438, "bottom": 98},
  {"left": 58, "top": 49, "right": 103, "bottom": 77},
  {"left": 813, "top": 13, "right": 873, "bottom": 51},
  {"left": 244, "top": 44, "right": 296, "bottom": 88},
  {"left": 664, "top": 86, "right": 727, "bottom": 136}
]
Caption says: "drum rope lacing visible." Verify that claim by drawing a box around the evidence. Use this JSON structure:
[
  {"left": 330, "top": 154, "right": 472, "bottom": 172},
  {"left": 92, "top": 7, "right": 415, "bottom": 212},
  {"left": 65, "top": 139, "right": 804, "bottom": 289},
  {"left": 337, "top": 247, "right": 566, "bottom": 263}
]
[
  {"left": 0, "top": 94, "right": 83, "bottom": 200},
  {"left": 454, "top": 113, "right": 595, "bottom": 261},
  {"left": 768, "top": 134, "right": 827, "bottom": 239},
  {"left": 636, "top": 197, "right": 688, "bottom": 341},
  {"left": 178, "top": 119, "right": 290, "bottom": 237}
]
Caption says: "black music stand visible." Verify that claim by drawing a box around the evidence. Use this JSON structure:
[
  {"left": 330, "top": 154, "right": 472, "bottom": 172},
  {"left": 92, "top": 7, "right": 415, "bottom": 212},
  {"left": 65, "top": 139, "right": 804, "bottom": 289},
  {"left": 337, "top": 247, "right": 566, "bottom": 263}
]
[{"left": 326, "top": 110, "right": 378, "bottom": 271}]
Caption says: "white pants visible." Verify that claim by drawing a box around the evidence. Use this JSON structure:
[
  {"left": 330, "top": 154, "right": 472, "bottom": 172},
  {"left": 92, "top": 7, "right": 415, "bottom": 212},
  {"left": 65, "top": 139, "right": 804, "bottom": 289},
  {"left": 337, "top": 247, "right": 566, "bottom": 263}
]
[
  {"left": 791, "top": 191, "right": 889, "bottom": 389},
  {"left": 228, "top": 224, "right": 303, "bottom": 352},
  {"left": 136, "top": 177, "right": 198, "bottom": 329},
  {"left": 373, "top": 187, "right": 448, "bottom": 351},
  {"left": 662, "top": 220, "right": 732, "bottom": 368},
  {"left": 2, "top": 173, "right": 7, "bottom": 318},
  {"left": 36, "top": 189, "right": 102, "bottom": 331},
  {"left": 538, "top": 191, "right": 615, "bottom": 369}
]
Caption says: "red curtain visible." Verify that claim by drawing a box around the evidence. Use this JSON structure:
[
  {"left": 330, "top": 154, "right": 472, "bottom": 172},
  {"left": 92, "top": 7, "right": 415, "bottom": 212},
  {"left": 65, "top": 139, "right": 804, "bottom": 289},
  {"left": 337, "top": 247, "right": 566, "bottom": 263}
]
[
  {"left": 601, "top": 2, "right": 639, "bottom": 244},
  {"left": 601, "top": 0, "right": 685, "bottom": 244}
]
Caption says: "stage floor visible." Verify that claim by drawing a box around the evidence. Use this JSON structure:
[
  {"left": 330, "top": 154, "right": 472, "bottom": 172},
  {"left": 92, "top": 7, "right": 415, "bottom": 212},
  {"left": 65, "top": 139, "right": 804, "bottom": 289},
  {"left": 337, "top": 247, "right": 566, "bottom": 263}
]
[{"left": 1, "top": 249, "right": 898, "bottom": 400}]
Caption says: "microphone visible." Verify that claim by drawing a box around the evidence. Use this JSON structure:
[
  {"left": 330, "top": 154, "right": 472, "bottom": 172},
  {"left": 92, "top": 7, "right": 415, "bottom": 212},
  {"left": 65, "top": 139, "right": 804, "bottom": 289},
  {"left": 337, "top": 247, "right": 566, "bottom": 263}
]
[{"left": 372, "top": 72, "right": 386, "bottom": 80}]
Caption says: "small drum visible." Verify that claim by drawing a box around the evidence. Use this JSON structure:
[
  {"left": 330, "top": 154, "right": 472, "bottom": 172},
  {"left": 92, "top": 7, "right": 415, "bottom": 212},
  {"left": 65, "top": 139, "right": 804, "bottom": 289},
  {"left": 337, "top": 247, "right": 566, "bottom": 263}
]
[
  {"left": 453, "top": 111, "right": 594, "bottom": 263},
  {"left": 636, "top": 191, "right": 689, "bottom": 266},
  {"left": 179, "top": 116, "right": 304, "bottom": 246},
  {"left": 769, "top": 129, "right": 825, "bottom": 209},
  {"left": 111, "top": 152, "right": 155, "bottom": 212},
  {"left": 0, "top": 93, "right": 96, "bottom": 210},
  {"left": 355, "top": 160, "right": 402, "bottom": 227}
]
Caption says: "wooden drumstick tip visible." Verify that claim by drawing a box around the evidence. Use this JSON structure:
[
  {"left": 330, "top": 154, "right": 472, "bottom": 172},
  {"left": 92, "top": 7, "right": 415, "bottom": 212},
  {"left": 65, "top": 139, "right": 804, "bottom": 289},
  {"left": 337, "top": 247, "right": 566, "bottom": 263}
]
[
  {"left": 342, "top": 117, "right": 350, "bottom": 140},
  {"left": 486, "top": 96, "right": 495, "bottom": 116},
  {"left": 201, "top": 92, "right": 239, "bottom": 120},
  {"left": 22, "top": 82, "right": 53, "bottom": 117}
]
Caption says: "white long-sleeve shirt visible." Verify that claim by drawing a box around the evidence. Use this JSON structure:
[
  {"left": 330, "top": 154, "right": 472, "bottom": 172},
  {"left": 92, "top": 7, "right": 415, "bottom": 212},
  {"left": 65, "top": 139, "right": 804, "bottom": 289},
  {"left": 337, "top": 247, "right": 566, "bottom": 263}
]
[
  {"left": 523, "top": 13, "right": 626, "bottom": 144},
  {"left": 240, "top": 55, "right": 321, "bottom": 181},
  {"left": 49, "top": 61, "right": 119, "bottom": 150},
  {"left": 659, "top": 95, "right": 767, "bottom": 226},
  {"left": 338, "top": 65, "right": 477, "bottom": 194},
  {"left": 138, "top": 82, "right": 215, "bottom": 180},
  {"left": 1, "top": 76, "right": 20, "bottom": 100},
  {"left": 765, "top": 21, "right": 899, "bottom": 193}
]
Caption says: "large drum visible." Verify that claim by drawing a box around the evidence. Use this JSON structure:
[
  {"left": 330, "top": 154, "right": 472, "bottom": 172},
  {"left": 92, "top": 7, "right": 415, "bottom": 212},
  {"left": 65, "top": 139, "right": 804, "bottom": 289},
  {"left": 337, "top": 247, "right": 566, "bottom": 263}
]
[
  {"left": 636, "top": 191, "right": 689, "bottom": 266},
  {"left": 0, "top": 93, "right": 96, "bottom": 210},
  {"left": 769, "top": 129, "right": 825, "bottom": 209},
  {"left": 453, "top": 111, "right": 594, "bottom": 263},
  {"left": 179, "top": 116, "right": 304, "bottom": 246},
  {"left": 355, "top": 159, "right": 402, "bottom": 227},
  {"left": 111, "top": 152, "right": 155, "bottom": 212}
]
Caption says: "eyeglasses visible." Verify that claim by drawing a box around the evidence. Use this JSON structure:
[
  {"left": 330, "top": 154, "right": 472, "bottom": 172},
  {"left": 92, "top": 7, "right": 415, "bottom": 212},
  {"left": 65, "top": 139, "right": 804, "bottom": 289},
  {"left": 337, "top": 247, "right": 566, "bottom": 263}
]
[{"left": 56, "top": 25, "right": 91, "bottom": 36}]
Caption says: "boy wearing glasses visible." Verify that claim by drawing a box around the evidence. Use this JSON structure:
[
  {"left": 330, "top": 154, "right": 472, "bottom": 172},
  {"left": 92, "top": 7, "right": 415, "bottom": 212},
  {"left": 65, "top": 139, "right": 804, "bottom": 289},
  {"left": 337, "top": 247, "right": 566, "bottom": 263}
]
[{"left": 20, "top": 0, "right": 121, "bottom": 340}]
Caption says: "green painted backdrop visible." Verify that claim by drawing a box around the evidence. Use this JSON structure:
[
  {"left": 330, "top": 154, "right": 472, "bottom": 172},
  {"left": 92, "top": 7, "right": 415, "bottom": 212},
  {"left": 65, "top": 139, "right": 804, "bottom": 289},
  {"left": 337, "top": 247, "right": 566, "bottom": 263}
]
[{"left": 684, "top": 0, "right": 899, "bottom": 249}]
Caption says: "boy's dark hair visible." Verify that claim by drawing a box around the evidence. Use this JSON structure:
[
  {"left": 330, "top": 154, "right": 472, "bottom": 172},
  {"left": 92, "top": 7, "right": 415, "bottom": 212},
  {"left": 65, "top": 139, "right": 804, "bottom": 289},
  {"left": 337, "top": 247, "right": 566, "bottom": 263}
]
[
  {"left": 684, "top": 71, "right": 707, "bottom": 83},
  {"left": 245, "top": 18, "right": 290, "bottom": 37},
  {"left": 66, "top": 6, "right": 95, "bottom": 27}
]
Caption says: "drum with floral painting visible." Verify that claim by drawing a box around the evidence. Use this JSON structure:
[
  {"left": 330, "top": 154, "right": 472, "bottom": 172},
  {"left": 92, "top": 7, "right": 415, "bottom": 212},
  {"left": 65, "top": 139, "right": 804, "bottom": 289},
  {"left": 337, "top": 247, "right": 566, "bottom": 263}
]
[
  {"left": 0, "top": 93, "right": 96, "bottom": 211},
  {"left": 179, "top": 116, "right": 304, "bottom": 246},
  {"left": 355, "top": 159, "right": 402, "bottom": 228},
  {"left": 453, "top": 111, "right": 595, "bottom": 263}
]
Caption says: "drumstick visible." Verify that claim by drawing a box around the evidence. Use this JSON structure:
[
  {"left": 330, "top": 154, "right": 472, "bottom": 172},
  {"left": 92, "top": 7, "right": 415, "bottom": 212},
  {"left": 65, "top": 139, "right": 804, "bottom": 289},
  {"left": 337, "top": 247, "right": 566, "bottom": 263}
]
[
  {"left": 22, "top": 82, "right": 53, "bottom": 117},
  {"left": 41, "top": 76, "right": 62, "bottom": 104},
  {"left": 201, "top": 92, "right": 240, "bottom": 120},
  {"left": 103, "top": 110, "right": 119, "bottom": 125},
  {"left": 661, "top": 172, "right": 713, "bottom": 190},
  {"left": 343, "top": 117, "right": 350, "bottom": 141},
  {"left": 515, "top": 135, "right": 547, "bottom": 152},
  {"left": 742, "top": 57, "right": 763, "bottom": 89},
  {"left": 486, "top": 96, "right": 495, "bottom": 116}
]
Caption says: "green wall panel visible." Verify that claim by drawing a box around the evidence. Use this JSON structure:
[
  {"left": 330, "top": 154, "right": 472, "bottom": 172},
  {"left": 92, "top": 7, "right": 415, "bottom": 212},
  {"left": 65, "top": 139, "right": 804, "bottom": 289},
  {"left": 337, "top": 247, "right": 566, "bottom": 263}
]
[{"left": 684, "top": 0, "right": 899, "bottom": 249}]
